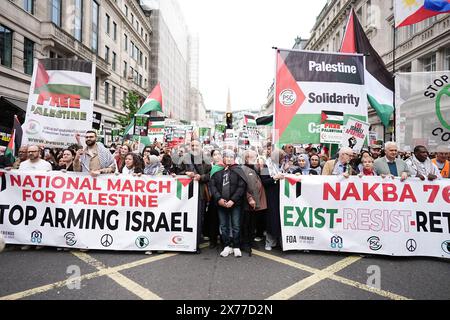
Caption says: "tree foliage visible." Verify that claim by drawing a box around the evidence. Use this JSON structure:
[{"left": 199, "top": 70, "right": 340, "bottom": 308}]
[{"left": 115, "top": 91, "right": 141, "bottom": 130}]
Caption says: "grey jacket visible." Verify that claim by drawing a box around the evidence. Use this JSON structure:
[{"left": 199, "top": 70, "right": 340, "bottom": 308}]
[{"left": 374, "top": 157, "right": 410, "bottom": 176}]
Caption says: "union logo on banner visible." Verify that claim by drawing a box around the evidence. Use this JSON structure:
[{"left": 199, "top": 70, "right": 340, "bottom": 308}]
[
  {"left": 284, "top": 176, "right": 302, "bottom": 198},
  {"left": 176, "top": 178, "right": 194, "bottom": 200}
]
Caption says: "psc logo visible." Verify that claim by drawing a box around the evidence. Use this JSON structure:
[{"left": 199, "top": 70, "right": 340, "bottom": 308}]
[
  {"left": 367, "top": 236, "right": 382, "bottom": 251},
  {"left": 279, "top": 89, "right": 297, "bottom": 107}
]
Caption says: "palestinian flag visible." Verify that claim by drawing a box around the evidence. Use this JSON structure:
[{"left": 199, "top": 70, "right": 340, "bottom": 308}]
[
  {"left": 12, "top": 115, "right": 22, "bottom": 154},
  {"left": 341, "top": 9, "right": 394, "bottom": 127},
  {"left": 321, "top": 111, "right": 344, "bottom": 124},
  {"left": 394, "top": 0, "right": 450, "bottom": 28},
  {"left": 256, "top": 114, "right": 273, "bottom": 126},
  {"left": 4, "top": 129, "right": 15, "bottom": 163},
  {"left": 176, "top": 178, "right": 194, "bottom": 200},
  {"left": 284, "top": 176, "right": 302, "bottom": 199},
  {"left": 243, "top": 114, "right": 256, "bottom": 127},
  {"left": 34, "top": 59, "right": 93, "bottom": 101},
  {"left": 124, "top": 84, "right": 164, "bottom": 139},
  {"left": 137, "top": 83, "right": 163, "bottom": 114}
]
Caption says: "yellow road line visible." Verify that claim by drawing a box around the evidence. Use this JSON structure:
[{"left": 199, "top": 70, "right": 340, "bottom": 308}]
[
  {"left": 266, "top": 256, "right": 361, "bottom": 300},
  {"left": 254, "top": 249, "right": 411, "bottom": 300},
  {"left": 329, "top": 274, "right": 411, "bottom": 300},
  {"left": 0, "top": 252, "right": 177, "bottom": 300},
  {"left": 252, "top": 249, "right": 320, "bottom": 274},
  {"left": 72, "top": 251, "right": 162, "bottom": 300}
]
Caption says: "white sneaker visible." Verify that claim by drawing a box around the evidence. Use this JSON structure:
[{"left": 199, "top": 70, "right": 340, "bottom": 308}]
[
  {"left": 220, "top": 246, "right": 233, "bottom": 257},
  {"left": 254, "top": 237, "right": 263, "bottom": 242},
  {"left": 233, "top": 248, "right": 242, "bottom": 257},
  {"left": 265, "top": 245, "right": 272, "bottom": 251}
]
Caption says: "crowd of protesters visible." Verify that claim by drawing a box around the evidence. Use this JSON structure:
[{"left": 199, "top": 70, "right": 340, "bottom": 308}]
[{"left": 0, "top": 131, "right": 449, "bottom": 257}]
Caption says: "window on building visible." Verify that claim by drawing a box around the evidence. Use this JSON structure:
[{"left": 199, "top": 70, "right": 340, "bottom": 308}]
[
  {"left": 24, "top": 0, "right": 34, "bottom": 14},
  {"left": 51, "top": 0, "right": 62, "bottom": 27},
  {"left": 141, "top": 27, "right": 143, "bottom": 37},
  {"left": 124, "top": 5, "right": 128, "bottom": 17},
  {"left": 444, "top": 48, "right": 450, "bottom": 70},
  {"left": 23, "top": 38, "right": 34, "bottom": 75},
  {"left": 366, "top": 0, "right": 373, "bottom": 26},
  {"left": 423, "top": 16, "right": 437, "bottom": 29},
  {"left": 92, "top": 1, "right": 99, "bottom": 53},
  {"left": 105, "top": 46, "right": 109, "bottom": 63},
  {"left": 356, "top": 7, "right": 363, "bottom": 24},
  {"left": 0, "top": 24, "right": 13, "bottom": 68},
  {"left": 123, "top": 61, "right": 127, "bottom": 77},
  {"left": 112, "top": 86, "right": 116, "bottom": 107},
  {"left": 406, "top": 24, "right": 416, "bottom": 40},
  {"left": 139, "top": 74, "right": 142, "bottom": 87},
  {"left": 105, "top": 82, "right": 109, "bottom": 104},
  {"left": 106, "top": 14, "right": 110, "bottom": 35},
  {"left": 136, "top": 21, "right": 139, "bottom": 32},
  {"left": 145, "top": 56, "right": 147, "bottom": 69},
  {"left": 130, "top": 41, "right": 135, "bottom": 59},
  {"left": 334, "top": 32, "right": 340, "bottom": 51},
  {"left": 113, "top": 22, "right": 117, "bottom": 41},
  {"left": 124, "top": 34, "right": 128, "bottom": 51},
  {"left": 131, "top": 13, "right": 134, "bottom": 25},
  {"left": 139, "top": 51, "right": 143, "bottom": 65},
  {"left": 95, "top": 77, "right": 99, "bottom": 100},
  {"left": 112, "top": 52, "right": 116, "bottom": 71},
  {"left": 423, "top": 54, "right": 436, "bottom": 71},
  {"left": 399, "top": 63, "right": 411, "bottom": 72},
  {"left": 74, "top": 0, "right": 83, "bottom": 41},
  {"left": 123, "top": 91, "right": 127, "bottom": 103}
]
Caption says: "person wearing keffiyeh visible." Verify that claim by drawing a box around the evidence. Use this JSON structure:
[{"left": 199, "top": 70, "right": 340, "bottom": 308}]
[{"left": 73, "top": 131, "right": 115, "bottom": 176}]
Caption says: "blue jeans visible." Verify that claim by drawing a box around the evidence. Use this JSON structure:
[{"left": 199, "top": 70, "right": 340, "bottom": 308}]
[{"left": 218, "top": 206, "right": 241, "bottom": 248}]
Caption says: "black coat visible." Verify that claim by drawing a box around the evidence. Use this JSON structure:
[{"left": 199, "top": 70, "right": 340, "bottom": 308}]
[
  {"left": 260, "top": 169, "right": 281, "bottom": 239},
  {"left": 209, "top": 165, "right": 247, "bottom": 207},
  {"left": 176, "top": 153, "right": 211, "bottom": 200},
  {"left": 0, "top": 155, "right": 12, "bottom": 169}
]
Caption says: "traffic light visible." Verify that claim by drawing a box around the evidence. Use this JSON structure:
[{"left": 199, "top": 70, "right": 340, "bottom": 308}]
[{"left": 226, "top": 112, "right": 233, "bottom": 129}]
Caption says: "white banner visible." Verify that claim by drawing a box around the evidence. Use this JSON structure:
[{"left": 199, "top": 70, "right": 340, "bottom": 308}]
[
  {"left": 395, "top": 72, "right": 450, "bottom": 152},
  {"left": 22, "top": 59, "right": 96, "bottom": 148},
  {"left": 280, "top": 175, "right": 450, "bottom": 259},
  {"left": 0, "top": 171, "right": 198, "bottom": 252}
]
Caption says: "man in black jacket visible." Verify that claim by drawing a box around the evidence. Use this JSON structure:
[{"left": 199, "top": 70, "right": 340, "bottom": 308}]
[
  {"left": 177, "top": 140, "right": 212, "bottom": 253},
  {"left": 209, "top": 149, "right": 247, "bottom": 258}
]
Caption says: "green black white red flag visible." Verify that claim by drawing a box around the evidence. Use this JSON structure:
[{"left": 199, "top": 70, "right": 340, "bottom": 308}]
[
  {"left": 124, "top": 83, "right": 164, "bottom": 139},
  {"left": 340, "top": 8, "right": 394, "bottom": 128}
]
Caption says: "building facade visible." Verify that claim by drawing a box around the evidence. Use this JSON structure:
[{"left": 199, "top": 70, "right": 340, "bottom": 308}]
[
  {"left": 0, "top": 0, "right": 152, "bottom": 145},
  {"left": 142, "top": 0, "right": 191, "bottom": 123},
  {"left": 304, "top": 0, "right": 450, "bottom": 141}
]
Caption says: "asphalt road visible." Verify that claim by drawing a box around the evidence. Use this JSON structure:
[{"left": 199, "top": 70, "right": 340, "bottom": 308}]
[{"left": 0, "top": 239, "right": 449, "bottom": 303}]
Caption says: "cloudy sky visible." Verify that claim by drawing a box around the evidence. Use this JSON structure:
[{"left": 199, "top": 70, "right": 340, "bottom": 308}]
[{"left": 178, "top": 0, "right": 328, "bottom": 111}]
